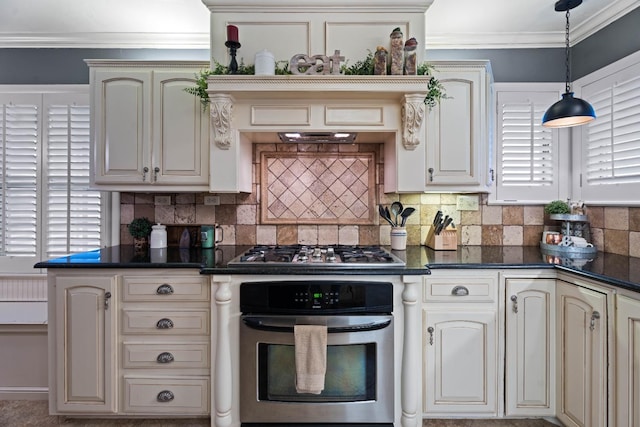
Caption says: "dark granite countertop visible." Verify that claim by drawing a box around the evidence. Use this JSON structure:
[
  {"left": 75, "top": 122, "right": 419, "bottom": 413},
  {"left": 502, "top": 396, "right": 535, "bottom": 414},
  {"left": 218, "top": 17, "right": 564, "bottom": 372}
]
[{"left": 34, "top": 245, "right": 640, "bottom": 292}]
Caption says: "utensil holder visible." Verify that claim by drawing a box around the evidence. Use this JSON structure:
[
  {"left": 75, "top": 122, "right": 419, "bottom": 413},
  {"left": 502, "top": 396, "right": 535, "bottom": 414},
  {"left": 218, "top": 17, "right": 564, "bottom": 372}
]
[
  {"left": 425, "top": 225, "right": 457, "bottom": 250},
  {"left": 390, "top": 227, "right": 407, "bottom": 250}
]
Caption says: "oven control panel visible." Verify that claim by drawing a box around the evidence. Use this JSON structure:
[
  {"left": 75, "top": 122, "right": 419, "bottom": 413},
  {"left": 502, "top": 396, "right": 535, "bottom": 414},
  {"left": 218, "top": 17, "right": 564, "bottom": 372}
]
[{"left": 240, "top": 281, "right": 393, "bottom": 314}]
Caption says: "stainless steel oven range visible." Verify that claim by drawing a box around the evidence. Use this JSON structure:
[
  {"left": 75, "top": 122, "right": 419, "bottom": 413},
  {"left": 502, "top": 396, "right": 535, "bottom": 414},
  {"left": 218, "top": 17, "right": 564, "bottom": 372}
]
[{"left": 239, "top": 280, "right": 394, "bottom": 426}]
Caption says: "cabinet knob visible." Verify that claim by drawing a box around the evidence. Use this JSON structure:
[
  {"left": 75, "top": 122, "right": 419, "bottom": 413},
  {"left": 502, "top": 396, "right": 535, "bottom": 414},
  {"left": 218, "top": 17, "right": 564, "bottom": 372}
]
[
  {"left": 428, "top": 167, "right": 434, "bottom": 182},
  {"left": 510, "top": 295, "right": 518, "bottom": 313},
  {"left": 142, "top": 166, "right": 149, "bottom": 181},
  {"left": 104, "top": 291, "right": 112, "bottom": 310},
  {"left": 427, "top": 326, "right": 435, "bottom": 345},
  {"left": 156, "top": 318, "right": 174, "bottom": 329},
  {"left": 156, "top": 284, "right": 174, "bottom": 295},
  {"left": 156, "top": 352, "right": 175, "bottom": 364},
  {"left": 451, "top": 286, "right": 469, "bottom": 296},
  {"left": 153, "top": 166, "right": 160, "bottom": 182},
  {"left": 156, "top": 390, "right": 174, "bottom": 402}
]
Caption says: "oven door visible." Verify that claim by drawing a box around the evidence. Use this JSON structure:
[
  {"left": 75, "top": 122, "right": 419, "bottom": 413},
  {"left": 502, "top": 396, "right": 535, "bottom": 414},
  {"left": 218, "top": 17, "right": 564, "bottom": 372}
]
[{"left": 240, "top": 314, "right": 394, "bottom": 424}]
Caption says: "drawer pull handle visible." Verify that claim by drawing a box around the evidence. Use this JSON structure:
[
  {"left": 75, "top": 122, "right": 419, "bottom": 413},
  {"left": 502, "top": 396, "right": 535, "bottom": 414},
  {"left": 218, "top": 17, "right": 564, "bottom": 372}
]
[
  {"left": 157, "top": 390, "right": 174, "bottom": 402},
  {"left": 156, "top": 284, "right": 174, "bottom": 295},
  {"left": 156, "top": 318, "right": 174, "bottom": 329},
  {"left": 156, "top": 352, "right": 175, "bottom": 363},
  {"left": 451, "top": 286, "right": 469, "bottom": 296},
  {"left": 510, "top": 295, "right": 518, "bottom": 313}
]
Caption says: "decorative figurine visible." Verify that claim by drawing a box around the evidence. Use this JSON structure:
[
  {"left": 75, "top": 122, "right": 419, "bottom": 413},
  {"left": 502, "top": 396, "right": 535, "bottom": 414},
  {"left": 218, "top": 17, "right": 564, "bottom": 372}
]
[
  {"left": 374, "top": 46, "right": 388, "bottom": 75},
  {"left": 390, "top": 27, "right": 404, "bottom": 75},
  {"left": 404, "top": 37, "right": 418, "bottom": 75}
]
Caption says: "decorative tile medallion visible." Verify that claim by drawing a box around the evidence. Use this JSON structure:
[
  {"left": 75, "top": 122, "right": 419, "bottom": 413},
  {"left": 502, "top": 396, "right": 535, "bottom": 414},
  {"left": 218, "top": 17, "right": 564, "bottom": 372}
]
[{"left": 260, "top": 151, "right": 376, "bottom": 224}]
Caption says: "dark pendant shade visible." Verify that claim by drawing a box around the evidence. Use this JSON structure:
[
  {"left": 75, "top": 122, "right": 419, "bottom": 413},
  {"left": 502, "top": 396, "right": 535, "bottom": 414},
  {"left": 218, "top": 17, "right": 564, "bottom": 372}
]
[{"left": 542, "top": 92, "right": 596, "bottom": 128}]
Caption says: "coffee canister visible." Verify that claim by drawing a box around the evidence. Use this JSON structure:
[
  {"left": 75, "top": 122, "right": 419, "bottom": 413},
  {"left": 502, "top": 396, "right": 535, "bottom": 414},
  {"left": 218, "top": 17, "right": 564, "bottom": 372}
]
[
  {"left": 149, "top": 223, "right": 167, "bottom": 249},
  {"left": 254, "top": 49, "right": 275, "bottom": 75}
]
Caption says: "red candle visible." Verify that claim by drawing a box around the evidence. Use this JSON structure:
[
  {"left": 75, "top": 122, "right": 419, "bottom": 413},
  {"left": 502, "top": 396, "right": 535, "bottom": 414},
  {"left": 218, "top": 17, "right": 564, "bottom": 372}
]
[{"left": 227, "top": 25, "right": 239, "bottom": 43}]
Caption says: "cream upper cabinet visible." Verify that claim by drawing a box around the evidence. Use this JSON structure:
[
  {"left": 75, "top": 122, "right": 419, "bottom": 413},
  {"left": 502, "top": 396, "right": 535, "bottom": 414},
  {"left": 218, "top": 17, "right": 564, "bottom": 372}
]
[
  {"left": 556, "top": 279, "right": 609, "bottom": 427},
  {"left": 615, "top": 293, "right": 640, "bottom": 427},
  {"left": 424, "top": 61, "right": 493, "bottom": 192},
  {"left": 52, "top": 274, "right": 118, "bottom": 413},
  {"left": 422, "top": 272, "right": 499, "bottom": 416},
  {"left": 87, "top": 61, "right": 209, "bottom": 191},
  {"left": 504, "top": 277, "right": 556, "bottom": 417}
]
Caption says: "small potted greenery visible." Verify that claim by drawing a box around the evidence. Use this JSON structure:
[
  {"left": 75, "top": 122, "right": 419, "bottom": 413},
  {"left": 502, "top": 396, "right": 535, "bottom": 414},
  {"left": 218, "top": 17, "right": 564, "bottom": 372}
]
[
  {"left": 128, "top": 217, "right": 153, "bottom": 250},
  {"left": 544, "top": 200, "right": 571, "bottom": 215}
]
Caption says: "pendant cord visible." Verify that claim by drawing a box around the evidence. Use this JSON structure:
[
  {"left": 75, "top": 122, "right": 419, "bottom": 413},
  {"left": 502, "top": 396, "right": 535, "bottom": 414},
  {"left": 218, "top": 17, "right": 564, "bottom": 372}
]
[{"left": 565, "top": 9, "right": 571, "bottom": 93}]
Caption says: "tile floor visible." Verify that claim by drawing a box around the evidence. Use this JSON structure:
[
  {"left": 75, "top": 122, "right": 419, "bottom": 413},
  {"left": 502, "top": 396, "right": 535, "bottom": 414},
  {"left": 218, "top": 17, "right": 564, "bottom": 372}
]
[{"left": 0, "top": 400, "right": 561, "bottom": 426}]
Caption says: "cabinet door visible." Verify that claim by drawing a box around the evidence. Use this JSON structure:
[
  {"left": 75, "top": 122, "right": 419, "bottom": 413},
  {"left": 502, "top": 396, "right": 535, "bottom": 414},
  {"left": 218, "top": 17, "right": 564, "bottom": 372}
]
[
  {"left": 152, "top": 70, "right": 209, "bottom": 186},
  {"left": 556, "top": 281, "right": 607, "bottom": 427},
  {"left": 92, "top": 69, "right": 152, "bottom": 184},
  {"left": 425, "top": 64, "right": 489, "bottom": 189},
  {"left": 616, "top": 295, "right": 640, "bottom": 427},
  {"left": 423, "top": 309, "right": 497, "bottom": 414},
  {"left": 505, "top": 278, "right": 555, "bottom": 416},
  {"left": 55, "top": 276, "right": 117, "bottom": 413}
]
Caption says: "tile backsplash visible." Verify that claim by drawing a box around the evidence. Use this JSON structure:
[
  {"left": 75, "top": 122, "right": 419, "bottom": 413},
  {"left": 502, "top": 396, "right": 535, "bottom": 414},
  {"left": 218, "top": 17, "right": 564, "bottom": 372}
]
[{"left": 120, "top": 143, "right": 640, "bottom": 258}]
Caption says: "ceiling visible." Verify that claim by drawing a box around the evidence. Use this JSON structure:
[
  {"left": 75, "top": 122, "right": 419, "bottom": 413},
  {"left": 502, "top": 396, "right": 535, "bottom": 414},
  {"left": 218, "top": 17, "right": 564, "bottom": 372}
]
[{"left": 0, "top": 0, "right": 638, "bottom": 49}]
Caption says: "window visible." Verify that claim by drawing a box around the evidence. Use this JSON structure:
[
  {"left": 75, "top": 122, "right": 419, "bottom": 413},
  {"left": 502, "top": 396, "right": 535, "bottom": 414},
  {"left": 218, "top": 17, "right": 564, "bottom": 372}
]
[
  {"left": 491, "top": 84, "right": 569, "bottom": 204},
  {"left": 0, "top": 87, "right": 106, "bottom": 272},
  {"left": 577, "top": 57, "right": 640, "bottom": 204}
]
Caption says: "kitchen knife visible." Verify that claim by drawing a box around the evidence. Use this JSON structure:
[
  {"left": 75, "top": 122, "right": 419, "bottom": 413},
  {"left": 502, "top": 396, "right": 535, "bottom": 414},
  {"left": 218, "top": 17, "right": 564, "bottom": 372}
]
[
  {"left": 433, "top": 210, "right": 442, "bottom": 226},
  {"left": 435, "top": 215, "right": 449, "bottom": 235},
  {"left": 441, "top": 216, "right": 454, "bottom": 231}
]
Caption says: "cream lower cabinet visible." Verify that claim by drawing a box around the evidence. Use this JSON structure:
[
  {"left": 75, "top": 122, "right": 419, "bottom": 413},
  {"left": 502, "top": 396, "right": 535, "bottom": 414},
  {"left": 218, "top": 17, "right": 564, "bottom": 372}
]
[
  {"left": 504, "top": 277, "right": 556, "bottom": 417},
  {"left": 422, "top": 272, "right": 499, "bottom": 416},
  {"left": 556, "top": 279, "right": 609, "bottom": 427},
  {"left": 615, "top": 293, "right": 640, "bottom": 427},
  {"left": 49, "top": 270, "right": 210, "bottom": 417},
  {"left": 51, "top": 274, "right": 118, "bottom": 413},
  {"left": 87, "top": 60, "right": 210, "bottom": 191}
]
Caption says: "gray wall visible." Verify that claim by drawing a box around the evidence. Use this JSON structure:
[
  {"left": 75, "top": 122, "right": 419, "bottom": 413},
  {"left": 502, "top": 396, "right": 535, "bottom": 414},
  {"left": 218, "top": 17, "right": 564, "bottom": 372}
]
[
  {"left": 0, "top": 8, "right": 638, "bottom": 84},
  {"left": 0, "top": 49, "right": 209, "bottom": 84}
]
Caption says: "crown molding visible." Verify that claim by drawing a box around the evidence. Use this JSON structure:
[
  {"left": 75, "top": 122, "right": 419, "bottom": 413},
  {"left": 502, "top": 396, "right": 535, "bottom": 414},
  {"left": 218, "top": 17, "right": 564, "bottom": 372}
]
[{"left": 0, "top": 32, "right": 210, "bottom": 49}]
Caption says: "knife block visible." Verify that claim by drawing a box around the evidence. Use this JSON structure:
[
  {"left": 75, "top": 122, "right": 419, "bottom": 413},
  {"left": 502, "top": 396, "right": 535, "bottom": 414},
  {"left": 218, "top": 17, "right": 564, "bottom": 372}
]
[{"left": 425, "top": 225, "right": 457, "bottom": 250}]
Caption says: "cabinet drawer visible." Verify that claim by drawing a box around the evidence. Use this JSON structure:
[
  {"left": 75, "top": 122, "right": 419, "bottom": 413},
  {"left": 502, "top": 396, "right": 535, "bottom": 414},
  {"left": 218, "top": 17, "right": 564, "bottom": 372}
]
[
  {"left": 122, "top": 275, "right": 209, "bottom": 302},
  {"left": 122, "top": 342, "right": 209, "bottom": 369},
  {"left": 423, "top": 277, "right": 497, "bottom": 303},
  {"left": 122, "top": 309, "right": 209, "bottom": 335},
  {"left": 123, "top": 376, "right": 209, "bottom": 414}
]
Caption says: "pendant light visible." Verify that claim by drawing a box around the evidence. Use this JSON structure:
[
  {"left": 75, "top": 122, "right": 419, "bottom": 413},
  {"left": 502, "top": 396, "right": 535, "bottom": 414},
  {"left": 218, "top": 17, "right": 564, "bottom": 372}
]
[{"left": 542, "top": 0, "right": 596, "bottom": 128}]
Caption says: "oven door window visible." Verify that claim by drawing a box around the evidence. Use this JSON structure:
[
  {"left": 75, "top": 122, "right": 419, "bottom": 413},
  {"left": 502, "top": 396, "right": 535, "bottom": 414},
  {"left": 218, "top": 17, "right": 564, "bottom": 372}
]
[{"left": 258, "top": 343, "right": 376, "bottom": 402}]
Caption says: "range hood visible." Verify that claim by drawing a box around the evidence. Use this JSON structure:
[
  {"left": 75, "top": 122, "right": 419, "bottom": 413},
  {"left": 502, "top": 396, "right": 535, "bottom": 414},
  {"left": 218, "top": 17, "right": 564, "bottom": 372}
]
[{"left": 278, "top": 132, "right": 357, "bottom": 143}]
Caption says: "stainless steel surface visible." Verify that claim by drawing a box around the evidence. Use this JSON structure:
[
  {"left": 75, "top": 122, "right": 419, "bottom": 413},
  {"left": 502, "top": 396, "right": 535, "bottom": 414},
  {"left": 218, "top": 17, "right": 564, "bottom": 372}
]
[
  {"left": 240, "top": 314, "right": 394, "bottom": 424},
  {"left": 228, "top": 245, "right": 406, "bottom": 268}
]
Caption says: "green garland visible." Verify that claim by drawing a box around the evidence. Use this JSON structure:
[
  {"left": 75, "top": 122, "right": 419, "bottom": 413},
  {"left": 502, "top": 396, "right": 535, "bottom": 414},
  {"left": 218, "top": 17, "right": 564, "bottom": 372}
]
[{"left": 185, "top": 57, "right": 446, "bottom": 109}]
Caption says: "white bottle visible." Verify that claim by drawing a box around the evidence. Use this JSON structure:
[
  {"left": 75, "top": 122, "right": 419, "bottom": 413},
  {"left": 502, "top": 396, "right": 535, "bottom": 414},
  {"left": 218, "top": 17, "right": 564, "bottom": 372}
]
[
  {"left": 150, "top": 223, "right": 167, "bottom": 249},
  {"left": 254, "top": 49, "right": 275, "bottom": 75}
]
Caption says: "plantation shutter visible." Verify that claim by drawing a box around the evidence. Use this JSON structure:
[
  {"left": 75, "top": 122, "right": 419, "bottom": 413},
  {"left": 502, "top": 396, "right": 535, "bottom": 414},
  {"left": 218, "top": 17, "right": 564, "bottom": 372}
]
[
  {"left": 0, "top": 96, "right": 40, "bottom": 257},
  {"left": 494, "top": 90, "right": 563, "bottom": 203},
  {"left": 44, "top": 93, "right": 102, "bottom": 258},
  {"left": 579, "top": 60, "right": 640, "bottom": 203}
]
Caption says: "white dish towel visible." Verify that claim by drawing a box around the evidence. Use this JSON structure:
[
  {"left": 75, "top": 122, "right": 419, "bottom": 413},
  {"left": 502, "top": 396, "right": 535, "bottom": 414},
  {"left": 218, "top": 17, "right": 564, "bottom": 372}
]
[{"left": 294, "top": 324, "right": 327, "bottom": 394}]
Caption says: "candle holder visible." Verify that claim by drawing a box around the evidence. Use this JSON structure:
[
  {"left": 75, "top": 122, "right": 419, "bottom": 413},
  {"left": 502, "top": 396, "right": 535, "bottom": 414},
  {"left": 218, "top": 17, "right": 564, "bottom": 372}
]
[{"left": 225, "top": 40, "right": 241, "bottom": 74}]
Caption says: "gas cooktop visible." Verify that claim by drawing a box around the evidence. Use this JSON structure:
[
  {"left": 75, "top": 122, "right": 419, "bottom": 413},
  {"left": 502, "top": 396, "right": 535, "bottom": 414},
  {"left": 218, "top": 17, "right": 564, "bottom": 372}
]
[{"left": 227, "top": 245, "right": 406, "bottom": 268}]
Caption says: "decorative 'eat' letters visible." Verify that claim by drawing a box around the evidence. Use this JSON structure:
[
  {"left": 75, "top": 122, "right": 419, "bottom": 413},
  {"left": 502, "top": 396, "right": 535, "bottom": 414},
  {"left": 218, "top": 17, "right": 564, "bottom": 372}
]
[{"left": 290, "top": 50, "right": 345, "bottom": 75}]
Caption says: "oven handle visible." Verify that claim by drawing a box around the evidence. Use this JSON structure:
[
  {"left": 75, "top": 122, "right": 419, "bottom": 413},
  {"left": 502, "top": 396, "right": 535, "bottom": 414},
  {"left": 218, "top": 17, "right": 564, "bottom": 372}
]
[{"left": 242, "top": 317, "right": 392, "bottom": 333}]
